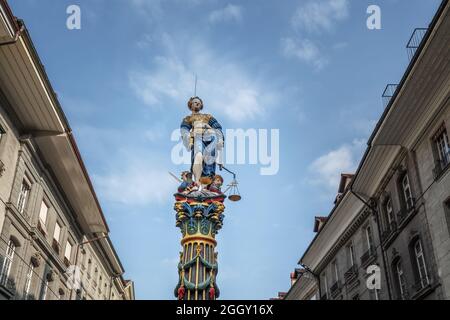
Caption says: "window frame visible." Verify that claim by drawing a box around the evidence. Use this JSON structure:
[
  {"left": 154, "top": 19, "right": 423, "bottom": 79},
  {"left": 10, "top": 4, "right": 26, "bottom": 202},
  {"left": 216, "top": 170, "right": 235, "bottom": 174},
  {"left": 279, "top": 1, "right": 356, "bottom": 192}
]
[
  {"left": 395, "top": 260, "right": 407, "bottom": 300},
  {"left": 401, "top": 174, "right": 414, "bottom": 210},
  {"left": 332, "top": 260, "right": 339, "bottom": 284},
  {"left": 17, "top": 179, "right": 31, "bottom": 214},
  {"left": 41, "top": 278, "right": 49, "bottom": 300},
  {"left": 64, "top": 241, "right": 73, "bottom": 262},
  {"left": 38, "top": 200, "right": 49, "bottom": 227},
  {"left": 53, "top": 221, "right": 62, "bottom": 243},
  {"left": 365, "top": 225, "right": 374, "bottom": 252},
  {"left": 24, "top": 262, "right": 35, "bottom": 299},
  {"left": 385, "top": 197, "right": 394, "bottom": 224},
  {"left": 0, "top": 240, "right": 16, "bottom": 285},
  {"left": 322, "top": 273, "right": 329, "bottom": 298},
  {"left": 347, "top": 242, "right": 355, "bottom": 267},
  {"left": 413, "top": 239, "right": 429, "bottom": 288},
  {"left": 433, "top": 124, "right": 450, "bottom": 169}
]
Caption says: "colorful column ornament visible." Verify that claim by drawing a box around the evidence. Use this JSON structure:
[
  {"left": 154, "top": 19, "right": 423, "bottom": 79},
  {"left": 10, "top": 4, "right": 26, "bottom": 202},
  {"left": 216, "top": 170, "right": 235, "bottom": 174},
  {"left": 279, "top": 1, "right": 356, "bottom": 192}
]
[{"left": 173, "top": 192, "right": 225, "bottom": 300}]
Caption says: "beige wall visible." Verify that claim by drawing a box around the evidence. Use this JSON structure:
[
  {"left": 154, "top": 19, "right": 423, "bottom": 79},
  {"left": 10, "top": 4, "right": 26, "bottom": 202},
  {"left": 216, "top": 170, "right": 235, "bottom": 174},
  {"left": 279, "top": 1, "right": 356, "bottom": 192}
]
[
  {"left": 0, "top": 99, "right": 20, "bottom": 233},
  {"left": 414, "top": 102, "right": 450, "bottom": 299}
]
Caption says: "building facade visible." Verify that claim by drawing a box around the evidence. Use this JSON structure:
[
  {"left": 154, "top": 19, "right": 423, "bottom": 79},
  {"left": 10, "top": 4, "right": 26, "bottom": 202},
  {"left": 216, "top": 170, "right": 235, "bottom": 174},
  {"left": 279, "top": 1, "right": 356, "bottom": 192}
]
[
  {"left": 0, "top": 0, "right": 134, "bottom": 300},
  {"left": 284, "top": 0, "right": 450, "bottom": 300}
]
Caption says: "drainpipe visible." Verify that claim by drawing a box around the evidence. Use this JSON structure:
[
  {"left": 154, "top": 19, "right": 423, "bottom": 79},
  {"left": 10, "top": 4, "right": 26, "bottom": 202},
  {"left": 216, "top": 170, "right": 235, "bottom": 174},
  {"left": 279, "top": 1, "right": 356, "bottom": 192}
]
[{"left": 349, "top": 188, "right": 392, "bottom": 300}]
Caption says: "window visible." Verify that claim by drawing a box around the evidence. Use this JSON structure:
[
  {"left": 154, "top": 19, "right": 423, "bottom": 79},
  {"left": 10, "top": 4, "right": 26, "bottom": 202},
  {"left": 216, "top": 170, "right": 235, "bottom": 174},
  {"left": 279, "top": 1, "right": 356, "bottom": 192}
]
[
  {"left": 395, "top": 260, "right": 407, "bottom": 300},
  {"left": 39, "top": 201, "right": 49, "bottom": 227},
  {"left": 17, "top": 179, "right": 31, "bottom": 214},
  {"left": 401, "top": 174, "right": 414, "bottom": 210},
  {"left": 87, "top": 258, "right": 92, "bottom": 277},
  {"left": 348, "top": 243, "right": 355, "bottom": 267},
  {"left": 24, "top": 262, "right": 35, "bottom": 299},
  {"left": 0, "top": 240, "right": 16, "bottom": 285},
  {"left": 41, "top": 279, "right": 49, "bottom": 300},
  {"left": 322, "top": 274, "right": 328, "bottom": 299},
  {"left": 94, "top": 266, "right": 99, "bottom": 286},
  {"left": 365, "top": 226, "right": 374, "bottom": 251},
  {"left": 332, "top": 261, "right": 339, "bottom": 283},
  {"left": 53, "top": 222, "right": 61, "bottom": 243},
  {"left": 414, "top": 240, "right": 429, "bottom": 288},
  {"left": 385, "top": 197, "right": 395, "bottom": 225},
  {"left": 434, "top": 126, "right": 450, "bottom": 169},
  {"left": 64, "top": 242, "right": 72, "bottom": 263}
]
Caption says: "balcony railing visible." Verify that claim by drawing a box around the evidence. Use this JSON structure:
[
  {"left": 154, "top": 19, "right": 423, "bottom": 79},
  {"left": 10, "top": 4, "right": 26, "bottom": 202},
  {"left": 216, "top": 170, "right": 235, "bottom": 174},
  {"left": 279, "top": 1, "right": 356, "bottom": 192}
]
[
  {"left": 382, "top": 220, "right": 398, "bottom": 242},
  {"left": 344, "top": 265, "right": 358, "bottom": 284},
  {"left": 413, "top": 277, "right": 430, "bottom": 293},
  {"left": 382, "top": 84, "right": 399, "bottom": 108},
  {"left": 64, "top": 257, "right": 71, "bottom": 267},
  {"left": 330, "top": 281, "right": 342, "bottom": 298},
  {"left": 0, "top": 275, "right": 16, "bottom": 295},
  {"left": 433, "top": 152, "right": 450, "bottom": 179},
  {"left": 406, "top": 28, "right": 428, "bottom": 60},
  {"left": 397, "top": 200, "right": 415, "bottom": 224},
  {"left": 360, "top": 248, "right": 377, "bottom": 267},
  {"left": 52, "top": 239, "right": 61, "bottom": 254},
  {"left": 399, "top": 290, "right": 410, "bottom": 300}
]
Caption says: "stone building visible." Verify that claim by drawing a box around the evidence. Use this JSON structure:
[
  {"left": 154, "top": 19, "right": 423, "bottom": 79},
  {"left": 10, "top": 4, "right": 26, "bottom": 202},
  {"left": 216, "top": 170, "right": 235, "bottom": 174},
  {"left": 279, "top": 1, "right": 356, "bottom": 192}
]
[
  {"left": 0, "top": 0, "right": 134, "bottom": 300},
  {"left": 284, "top": 0, "right": 449, "bottom": 300}
]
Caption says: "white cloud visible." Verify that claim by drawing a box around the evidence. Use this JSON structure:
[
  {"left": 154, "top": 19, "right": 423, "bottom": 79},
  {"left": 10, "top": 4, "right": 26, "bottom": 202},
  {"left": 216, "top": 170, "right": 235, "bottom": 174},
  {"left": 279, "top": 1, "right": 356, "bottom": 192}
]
[
  {"left": 75, "top": 125, "right": 174, "bottom": 206},
  {"left": 130, "top": 0, "right": 163, "bottom": 19},
  {"left": 291, "top": 0, "right": 349, "bottom": 33},
  {"left": 130, "top": 0, "right": 216, "bottom": 20},
  {"left": 130, "top": 33, "right": 276, "bottom": 122},
  {"left": 94, "top": 159, "right": 175, "bottom": 206},
  {"left": 208, "top": 4, "right": 243, "bottom": 24},
  {"left": 281, "top": 37, "right": 328, "bottom": 70},
  {"left": 307, "top": 139, "right": 366, "bottom": 192}
]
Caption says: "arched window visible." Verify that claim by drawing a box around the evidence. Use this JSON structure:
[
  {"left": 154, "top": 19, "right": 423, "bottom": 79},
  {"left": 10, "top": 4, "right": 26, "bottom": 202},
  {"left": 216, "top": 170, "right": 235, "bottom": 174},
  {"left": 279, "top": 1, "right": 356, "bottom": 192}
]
[
  {"left": 0, "top": 240, "right": 17, "bottom": 286},
  {"left": 384, "top": 197, "right": 395, "bottom": 227},
  {"left": 401, "top": 174, "right": 414, "bottom": 210},
  {"left": 394, "top": 259, "right": 407, "bottom": 300},
  {"left": 412, "top": 239, "right": 429, "bottom": 289}
]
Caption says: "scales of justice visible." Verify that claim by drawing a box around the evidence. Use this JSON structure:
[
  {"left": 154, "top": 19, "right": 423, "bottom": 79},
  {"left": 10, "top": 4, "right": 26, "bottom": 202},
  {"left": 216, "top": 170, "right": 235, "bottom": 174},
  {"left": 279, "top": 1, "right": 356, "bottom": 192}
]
[{"left": 170, "top": 96, "right": 241, "bottom": 300}]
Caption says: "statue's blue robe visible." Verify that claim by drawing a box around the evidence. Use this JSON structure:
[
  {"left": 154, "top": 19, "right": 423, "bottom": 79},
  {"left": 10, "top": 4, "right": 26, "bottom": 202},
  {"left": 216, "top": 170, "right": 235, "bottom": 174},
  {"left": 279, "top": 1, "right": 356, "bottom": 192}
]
[{"left": 180, "top": 115, "right": 224, "bottom": 180}]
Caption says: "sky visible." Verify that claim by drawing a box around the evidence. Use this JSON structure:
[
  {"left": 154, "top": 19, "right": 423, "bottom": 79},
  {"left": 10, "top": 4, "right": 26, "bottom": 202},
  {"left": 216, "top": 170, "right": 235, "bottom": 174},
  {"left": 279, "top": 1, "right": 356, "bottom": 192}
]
[{"left": 8, "top": 0, "right": 443, "bottom": 299}]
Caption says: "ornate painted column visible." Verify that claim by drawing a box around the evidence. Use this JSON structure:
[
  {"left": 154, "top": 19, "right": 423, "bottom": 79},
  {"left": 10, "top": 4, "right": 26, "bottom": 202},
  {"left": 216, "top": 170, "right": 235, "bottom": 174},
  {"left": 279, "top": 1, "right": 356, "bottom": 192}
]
[{"left": 173, "top": 193, "right": 225, "bottom": 300}]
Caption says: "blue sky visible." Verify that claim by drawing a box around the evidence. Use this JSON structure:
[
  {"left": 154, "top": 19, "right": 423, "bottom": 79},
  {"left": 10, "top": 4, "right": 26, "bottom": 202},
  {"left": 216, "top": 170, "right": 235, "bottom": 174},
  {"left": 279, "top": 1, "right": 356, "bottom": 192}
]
[{"left": 9, "top": 0, "right": 442, "bottom": 299}]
